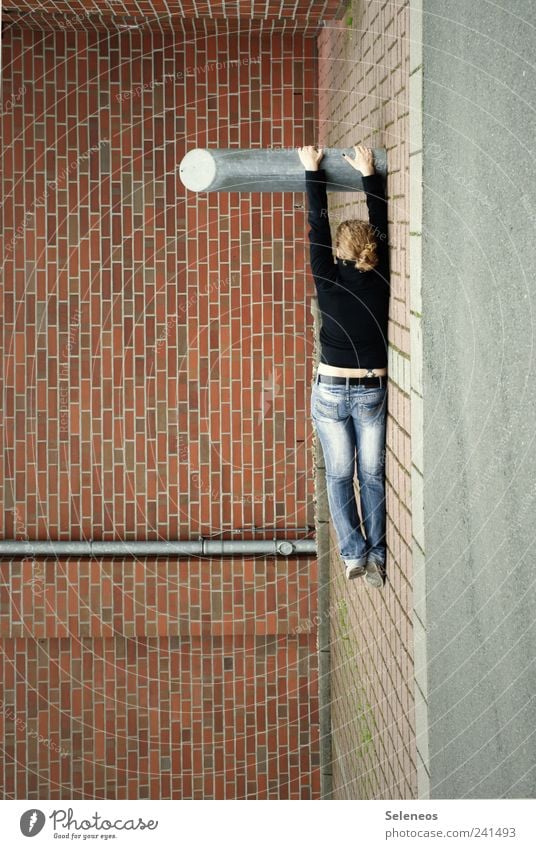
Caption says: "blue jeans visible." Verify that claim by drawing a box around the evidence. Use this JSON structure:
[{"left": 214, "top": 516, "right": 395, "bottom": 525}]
[{"left": 311, "top": 374, "right": 387, "bottom": 567}]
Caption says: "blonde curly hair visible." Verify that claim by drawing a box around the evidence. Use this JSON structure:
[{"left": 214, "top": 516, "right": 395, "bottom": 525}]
[{"left": 335, "top": 220, "right": 379, "bottom": 272}]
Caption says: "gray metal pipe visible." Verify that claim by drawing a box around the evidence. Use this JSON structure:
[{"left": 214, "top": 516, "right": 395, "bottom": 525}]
[
  {"left": 179, "top": 147, "right": 387, "bottom": 193},
  {"left": 0, "top": 538, "right": 316, "bottom": 557}
]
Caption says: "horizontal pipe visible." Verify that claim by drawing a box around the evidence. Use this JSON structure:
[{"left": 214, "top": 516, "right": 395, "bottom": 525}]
[
  {"left": 0, "top": 538, "right": 317, "bottom": 557},
  {"left": 179, "top": 147, "right": 387, "bottom": 192}
]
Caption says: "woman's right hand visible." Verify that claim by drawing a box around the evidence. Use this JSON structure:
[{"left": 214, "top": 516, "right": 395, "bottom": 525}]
[
  {"left": 298, "top": 145, "right": 324, "bottom": 170},
  {"left": 342, "top": 143, "right": 375, "bottom": 176}
]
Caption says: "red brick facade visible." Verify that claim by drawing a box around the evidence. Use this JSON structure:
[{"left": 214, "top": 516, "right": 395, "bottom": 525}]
[{"left": 0, "top": 17, "right": 333, "bottom": 798}]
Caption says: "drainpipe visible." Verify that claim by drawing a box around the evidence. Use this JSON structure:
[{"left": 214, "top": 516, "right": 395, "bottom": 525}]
[
  {"left": 0, "top": 538, "right": 316, "bottom": 557},
  {"left": 179, "top": 147, "right": 387, "bottom": 193}
]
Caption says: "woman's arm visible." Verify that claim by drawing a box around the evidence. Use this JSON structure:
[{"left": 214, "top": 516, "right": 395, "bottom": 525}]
[
  {"left": 343, "top": 143, "right": 388, "bottom": 243},
  {"left": 362, "top": 173, "right": 388, "bottom": 244},
  {"left": 298, "top": 146, "right": 337, "bottom": 291}
]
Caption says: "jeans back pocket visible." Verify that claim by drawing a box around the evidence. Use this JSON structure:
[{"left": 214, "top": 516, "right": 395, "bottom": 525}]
[
  {"left": 311, "top": 389, "right": 342, "bottom": 421},
  {"left": 360, "top": 387, "right": 387, "bottom": 421}
]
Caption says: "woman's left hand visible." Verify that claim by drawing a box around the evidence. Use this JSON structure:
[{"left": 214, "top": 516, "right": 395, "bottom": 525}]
[
  {"left": 342, "top": 143, "right": 375, "bottom": 176},
  {"left": 298, "top": 145, "right": 324, "bottom": 170}
]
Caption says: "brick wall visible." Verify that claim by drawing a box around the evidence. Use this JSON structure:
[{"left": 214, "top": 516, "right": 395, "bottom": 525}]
[
  {"left": 1, "top": 2, "right": 346, "bottom": 32},
  {"left": 0, "top": 22, "right": 324, "bottom": 799},
  {"left": 316, "top": 0, "right": 415, "bottom": 798}
]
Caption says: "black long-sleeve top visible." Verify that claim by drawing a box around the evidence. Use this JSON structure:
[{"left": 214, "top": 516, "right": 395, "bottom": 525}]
[{"left": 305, "top": 168, "right": 390, "bottom": 369}]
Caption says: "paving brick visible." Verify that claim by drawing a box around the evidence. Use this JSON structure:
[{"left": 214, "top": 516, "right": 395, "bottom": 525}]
[{"left": 316, "top": 0, "right": 414, "bottom": 800}]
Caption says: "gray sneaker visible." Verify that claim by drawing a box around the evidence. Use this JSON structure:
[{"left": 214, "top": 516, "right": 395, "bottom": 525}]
[
  {"left": 345, "top": 561, "right": 366, "bottom": 580},
  {"left": 365, "top": 559, "right": 385, "bottom": 589}
]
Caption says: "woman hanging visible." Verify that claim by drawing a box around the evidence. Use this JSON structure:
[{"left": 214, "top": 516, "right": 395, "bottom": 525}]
[{"left": 297, "top": 143, "right": 390, "bottom": 588}]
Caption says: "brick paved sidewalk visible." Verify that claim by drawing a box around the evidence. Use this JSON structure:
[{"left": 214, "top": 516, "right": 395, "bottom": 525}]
[{"left": 314, "top": 0, "right": 416, "bottom": 799}]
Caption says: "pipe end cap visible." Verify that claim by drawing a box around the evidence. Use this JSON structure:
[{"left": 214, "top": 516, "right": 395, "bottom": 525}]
[{"left": 179, "top": 148, "right": 216, "bottom": 192}]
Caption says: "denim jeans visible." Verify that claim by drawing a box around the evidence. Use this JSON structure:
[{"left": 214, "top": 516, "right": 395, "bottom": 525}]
[{"left": 311, "top": 373, "right": 387, "bottom": 567}]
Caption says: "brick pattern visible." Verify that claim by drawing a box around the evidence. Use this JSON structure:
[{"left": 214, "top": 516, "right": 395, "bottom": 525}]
[
  {"left": 316, "top": 0, "right": 415, "bottom": 798},
  {"left": 0, "top": 559, "right": 318, "bottom": 639},
  {"left": 0, "top": 633, "right": 318, "bottom": 798},
  {"left": 2, "top": 1, "right": 345, "bottom": 32},
  {"left": 1, "top": 26, "right": 318, "bottom": 541},
  {"left": 0, "top": 24, "right": 322, "bottom": 798},
  {"left": 1, "top": 0, "right": 344, "bottom": 18}
]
